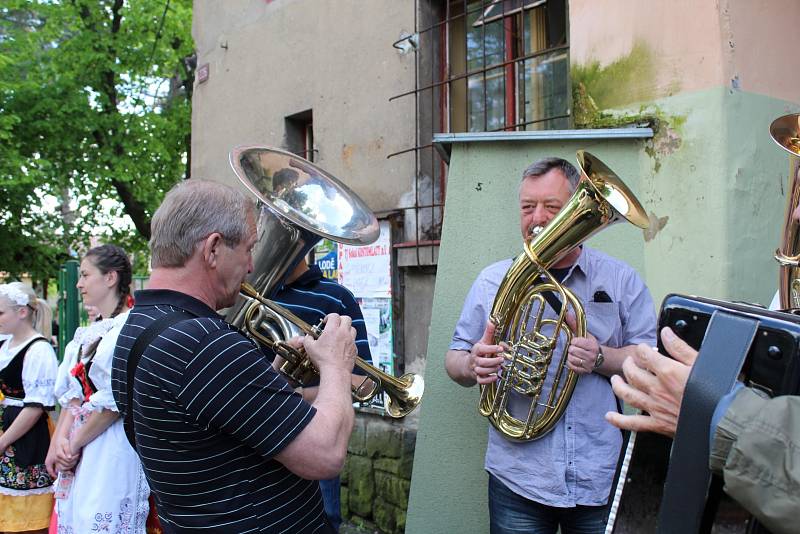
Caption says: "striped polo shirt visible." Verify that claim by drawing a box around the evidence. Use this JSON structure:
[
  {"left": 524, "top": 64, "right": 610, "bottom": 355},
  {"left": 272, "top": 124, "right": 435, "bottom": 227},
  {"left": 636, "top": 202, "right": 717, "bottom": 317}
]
[
  {"left": 269, "top": 265, "right": 373, "bottom": 370},
  {"left": 111, "top": 289, "right": 332, "bottom": 534}
]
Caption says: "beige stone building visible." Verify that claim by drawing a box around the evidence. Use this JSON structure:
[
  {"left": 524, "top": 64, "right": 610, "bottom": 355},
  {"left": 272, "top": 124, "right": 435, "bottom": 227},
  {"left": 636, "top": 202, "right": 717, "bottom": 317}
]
[
  {"left": 192, "top": 1, "right": 800, "bottom": 532},
  {"left": 192, "top": 2, "right": 433, "bottom": 531}
]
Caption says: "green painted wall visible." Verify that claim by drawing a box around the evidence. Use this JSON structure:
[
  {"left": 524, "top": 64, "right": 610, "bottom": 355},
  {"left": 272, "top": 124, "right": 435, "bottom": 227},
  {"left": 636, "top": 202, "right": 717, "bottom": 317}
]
[
  {"left": 405, "top": 86, "right": 798, "bottom": 533},
  {"left": 639, "top": 87, "right": 797, "bottom": 305}
]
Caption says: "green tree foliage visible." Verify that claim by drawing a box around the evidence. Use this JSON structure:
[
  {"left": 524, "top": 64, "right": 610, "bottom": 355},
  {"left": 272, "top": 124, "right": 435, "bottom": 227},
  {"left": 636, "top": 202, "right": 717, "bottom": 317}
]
[{"left": 0, "top": 0, "right": 194, "bottom": 281}]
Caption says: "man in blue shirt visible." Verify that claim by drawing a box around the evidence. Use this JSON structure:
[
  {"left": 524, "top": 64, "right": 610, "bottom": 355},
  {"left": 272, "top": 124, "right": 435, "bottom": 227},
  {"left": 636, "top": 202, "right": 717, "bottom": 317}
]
[
  {"left": 445, "top": 157, "right": 657, "bottom": 534},
  {"left": 269, "top": 256, "right": 374, "bottom": 532}
]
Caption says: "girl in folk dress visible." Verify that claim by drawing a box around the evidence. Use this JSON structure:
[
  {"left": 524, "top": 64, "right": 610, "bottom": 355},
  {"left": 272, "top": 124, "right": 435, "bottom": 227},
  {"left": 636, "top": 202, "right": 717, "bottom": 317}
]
[
  {"left": 0, "top": 282, "right": 58, "bottom": 534},
  {"left": 46, "top": 245, "right": 150, "bottom": 533}
]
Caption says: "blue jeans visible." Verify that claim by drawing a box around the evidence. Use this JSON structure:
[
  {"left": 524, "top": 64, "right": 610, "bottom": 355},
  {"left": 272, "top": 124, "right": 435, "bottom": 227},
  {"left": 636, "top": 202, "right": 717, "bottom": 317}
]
[
  {"left": 488, "top": 474, "right": 607, "bottom": 534},
  {"left": 320, "top": 476, "right": 342, "bottom": 532}
]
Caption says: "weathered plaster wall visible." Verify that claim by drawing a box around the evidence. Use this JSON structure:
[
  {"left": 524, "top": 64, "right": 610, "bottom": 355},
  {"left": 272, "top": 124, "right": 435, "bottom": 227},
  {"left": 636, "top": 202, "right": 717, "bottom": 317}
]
[
  {"left": 570, "top": 0, "right": 722, "bottom": 103},
  {"left": 406, "top": 86, "right": 798, "bottom": 533},
  {"left": 722, "top": 0, "right": 800, "bottom": 104},
  {"left": 640, "top": 86, "right": 799, "bottom": 306},
  {"left": 191, "top": 0, "right": 416, "bottom": 211},
  {"left": 399, "top": 268, "right": 435, "bottom": 393},
  {"left": 569, "top": 0, "right": 800, "bottom": 108}
]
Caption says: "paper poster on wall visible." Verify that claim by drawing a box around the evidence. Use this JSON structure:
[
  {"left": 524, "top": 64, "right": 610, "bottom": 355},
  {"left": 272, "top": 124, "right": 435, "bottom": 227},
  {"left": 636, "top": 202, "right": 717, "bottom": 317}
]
[
  {"left": 313, "top": 239, "right": 338, "bottom": 280},
  {"left": 337, "top": 221, "right": 391, "bottom": 299},
  {"left": 356, "top": 297, "right": 393, "bottom": 411},
  {"left": 315, "top": 221, "right": 395, "bottom": 413},
  {"left": 357, "top": 297, "right": 393, "bottom": 369}
]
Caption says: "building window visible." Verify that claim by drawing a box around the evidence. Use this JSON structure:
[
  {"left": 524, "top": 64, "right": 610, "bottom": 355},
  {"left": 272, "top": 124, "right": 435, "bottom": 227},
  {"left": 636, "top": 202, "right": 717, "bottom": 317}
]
[
  {"left": 285, "top": 109, "right": 315, "bottom": 161},
  {"left": 447, "top": 0, "right": 569, "bottom": 132},
  {"left": 387, "top": 0, "right": 570, "bottom": 250}
]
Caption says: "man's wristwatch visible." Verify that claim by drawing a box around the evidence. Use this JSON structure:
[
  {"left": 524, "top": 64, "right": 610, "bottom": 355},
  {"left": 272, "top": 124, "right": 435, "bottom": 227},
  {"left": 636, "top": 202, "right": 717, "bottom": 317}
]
[{"left": 594, "top": 346, "right": 605, "bottom": 369}]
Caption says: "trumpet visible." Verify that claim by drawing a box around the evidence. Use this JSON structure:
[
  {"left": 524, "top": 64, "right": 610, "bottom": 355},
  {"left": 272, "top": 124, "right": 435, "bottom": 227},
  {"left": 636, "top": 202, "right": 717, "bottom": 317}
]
[{"left": 240, "top": 282, "right": 424, "bottom": 418}]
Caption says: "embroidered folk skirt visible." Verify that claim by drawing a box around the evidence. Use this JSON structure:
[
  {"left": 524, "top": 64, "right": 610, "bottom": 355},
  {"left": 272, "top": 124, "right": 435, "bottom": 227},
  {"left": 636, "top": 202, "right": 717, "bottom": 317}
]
[
  {"left": 54, "top": 406, "right": 150, "bottom": 533},
  {"left": 0, "top": 404, "right": 55, "bottom": 531}
]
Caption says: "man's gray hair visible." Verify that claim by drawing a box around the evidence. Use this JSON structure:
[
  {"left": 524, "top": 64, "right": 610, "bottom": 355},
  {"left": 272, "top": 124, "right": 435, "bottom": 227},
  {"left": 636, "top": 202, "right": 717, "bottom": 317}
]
[
  {"left": 521, "top": 157, "right": 581, "bottom": 193},
  {"left": 150, "top": 179, "right": 255, "bottom": 268}
]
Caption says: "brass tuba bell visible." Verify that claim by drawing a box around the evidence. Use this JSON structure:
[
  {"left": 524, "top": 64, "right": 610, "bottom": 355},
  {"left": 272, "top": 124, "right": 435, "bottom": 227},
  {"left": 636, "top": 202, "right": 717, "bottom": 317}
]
[
  {"left": 770, "top": 114, "right": 800, "bottom": 311},
  {"left": 225, "top": 146, "right": 424, "bottom": 418},
  {"left": 479, "top": 151, "right": 649, "bottom": 441}
]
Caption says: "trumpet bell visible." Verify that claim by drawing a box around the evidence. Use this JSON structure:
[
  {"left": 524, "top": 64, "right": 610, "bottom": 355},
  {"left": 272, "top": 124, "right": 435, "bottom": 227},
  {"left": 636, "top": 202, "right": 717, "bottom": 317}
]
[
  {"left": 385, "top": 372, "right": 425, "bottom": 418},
  {"left": 770, "top": 114, "right": 800, "bottom": 157}
]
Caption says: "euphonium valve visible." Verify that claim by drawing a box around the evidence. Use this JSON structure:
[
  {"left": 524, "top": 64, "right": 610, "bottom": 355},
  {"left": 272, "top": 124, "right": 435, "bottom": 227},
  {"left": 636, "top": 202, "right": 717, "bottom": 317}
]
[{"left": 479, "top": 151, "right": 649, "bottom": 441}]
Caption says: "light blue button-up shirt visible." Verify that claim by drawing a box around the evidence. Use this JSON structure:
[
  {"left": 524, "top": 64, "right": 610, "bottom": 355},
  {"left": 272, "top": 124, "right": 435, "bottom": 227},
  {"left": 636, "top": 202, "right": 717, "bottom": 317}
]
[{"left": 450, "top": 246, "right": 657, "bottom": 507}]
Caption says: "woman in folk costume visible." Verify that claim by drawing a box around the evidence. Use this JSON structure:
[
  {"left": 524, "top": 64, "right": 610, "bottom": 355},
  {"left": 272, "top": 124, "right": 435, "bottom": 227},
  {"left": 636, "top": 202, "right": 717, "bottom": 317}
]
[
  {"left": 46, "top": 245, "right": 151, "bottom": 533},
  {"left": 0, "top": 282, "right": 58, "bottom": 533}
]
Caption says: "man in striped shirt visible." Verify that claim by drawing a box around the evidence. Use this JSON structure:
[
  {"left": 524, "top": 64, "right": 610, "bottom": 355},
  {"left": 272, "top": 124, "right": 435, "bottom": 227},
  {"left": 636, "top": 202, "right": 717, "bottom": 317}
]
[{"left": 112, "top": 180, "right": 356, "bottom": 533}]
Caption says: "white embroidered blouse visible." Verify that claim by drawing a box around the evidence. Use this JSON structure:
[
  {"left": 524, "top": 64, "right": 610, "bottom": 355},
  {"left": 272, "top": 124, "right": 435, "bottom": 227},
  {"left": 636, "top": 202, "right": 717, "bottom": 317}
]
[
  {"left": 54, "top": 312, "right": 129, "bottom": 412},
  {"left": 0, "top": 333, "right": 58, "bottom": 408}
]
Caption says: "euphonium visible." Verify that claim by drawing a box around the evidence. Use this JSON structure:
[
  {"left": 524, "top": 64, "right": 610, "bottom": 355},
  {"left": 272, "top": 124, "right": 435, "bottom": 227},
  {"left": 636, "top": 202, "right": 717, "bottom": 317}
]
[
  {"left": 770, "top": 114, "right": 800, "bottom": 311},
  {"left": 479, "top": 151, "right": 649, "bottom": 441},
  {"left": 225, "top": 145, "right": 424, "bottom": 418}
]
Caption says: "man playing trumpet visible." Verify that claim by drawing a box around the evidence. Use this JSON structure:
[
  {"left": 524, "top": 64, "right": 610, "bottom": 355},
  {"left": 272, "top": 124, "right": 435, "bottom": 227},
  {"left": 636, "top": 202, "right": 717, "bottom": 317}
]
[{"left": 112, "top": 179, "right": 355, "bottom": 533}]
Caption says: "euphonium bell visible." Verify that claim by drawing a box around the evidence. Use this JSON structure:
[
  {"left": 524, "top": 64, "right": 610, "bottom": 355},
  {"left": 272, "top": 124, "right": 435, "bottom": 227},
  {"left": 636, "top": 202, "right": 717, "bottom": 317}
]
[
  {"left": 225, "top": 145, "right": 424, "bottom": 418},
  {"left": 479, "top": 151, "right": 649, "bottom": 441},
  {"left": 770, "top": 114, "right": 800, "bottom": 311}
]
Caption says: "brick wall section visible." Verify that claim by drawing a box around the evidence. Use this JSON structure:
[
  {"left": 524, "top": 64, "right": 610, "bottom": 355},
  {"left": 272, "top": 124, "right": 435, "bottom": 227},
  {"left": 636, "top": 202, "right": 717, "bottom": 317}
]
[{"left": 341, "top": 413, "right": 417, "bottom": 534}]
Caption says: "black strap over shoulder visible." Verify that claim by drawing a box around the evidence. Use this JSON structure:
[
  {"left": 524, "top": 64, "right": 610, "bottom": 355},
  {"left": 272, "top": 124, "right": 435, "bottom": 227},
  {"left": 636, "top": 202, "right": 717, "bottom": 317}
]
[
  {"left": 535, "top": 273, "right": 565, "bottom": 315},
  {"left": 17, "top": 336, "right": 48, "bottom": 354},
  {"left": 656, "top": 311, "right": 758, "bottom": 534},
  {"left": 124, "top": 311, "right": 193, "bottom": 450}
]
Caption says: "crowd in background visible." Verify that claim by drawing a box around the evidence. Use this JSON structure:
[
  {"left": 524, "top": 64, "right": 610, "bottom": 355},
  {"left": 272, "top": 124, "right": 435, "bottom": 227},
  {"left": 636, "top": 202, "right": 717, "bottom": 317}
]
[{"left": 0, "top": 244, "right": 154, "bottom": 534}]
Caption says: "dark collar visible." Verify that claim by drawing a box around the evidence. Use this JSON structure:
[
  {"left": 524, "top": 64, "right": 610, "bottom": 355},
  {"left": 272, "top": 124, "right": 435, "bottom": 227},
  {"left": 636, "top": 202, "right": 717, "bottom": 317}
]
[
  {"left": 132, "top": 289, "right": 221, "bottom": 319},
  {"left": 547, "top": 246, "right": 588, "bottom": 284},
  {"left": 287, "top": 264, "right": 323, "bottom": 288},
  {"left": 570, "top": 246, "right": 589, "bottom": 277}
]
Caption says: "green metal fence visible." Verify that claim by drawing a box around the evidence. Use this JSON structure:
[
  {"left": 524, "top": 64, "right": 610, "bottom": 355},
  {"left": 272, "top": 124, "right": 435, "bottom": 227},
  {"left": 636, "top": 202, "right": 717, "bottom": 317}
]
[
  {"left": 56, "top": 260, "right": 79, "bottom": 361},
  {"left": 56, "top": 266, "right": 149, "bottom": 360}
]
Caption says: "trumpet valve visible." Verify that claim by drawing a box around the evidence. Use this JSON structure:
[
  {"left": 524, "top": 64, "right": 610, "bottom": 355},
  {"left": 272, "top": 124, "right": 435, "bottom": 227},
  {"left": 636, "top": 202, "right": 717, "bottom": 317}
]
[{"left": 276, "top": 342, "right": 318, "bottom": 387}]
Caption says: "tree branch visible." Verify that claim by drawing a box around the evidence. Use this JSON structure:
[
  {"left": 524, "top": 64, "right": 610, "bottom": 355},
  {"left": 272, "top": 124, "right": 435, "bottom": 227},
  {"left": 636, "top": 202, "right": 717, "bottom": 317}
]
[
  {"left": 111, "top": 179, "right": 151, "bottom": 239},
  {"left": 78, "top": 0, "right": 152, "bottom": 239}
]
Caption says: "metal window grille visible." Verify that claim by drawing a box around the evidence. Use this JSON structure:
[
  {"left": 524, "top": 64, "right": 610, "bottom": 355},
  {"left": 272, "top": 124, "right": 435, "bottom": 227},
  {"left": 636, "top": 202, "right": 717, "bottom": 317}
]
[{"left": 389, "top": 0, "right": 570, "bottom": 265}]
